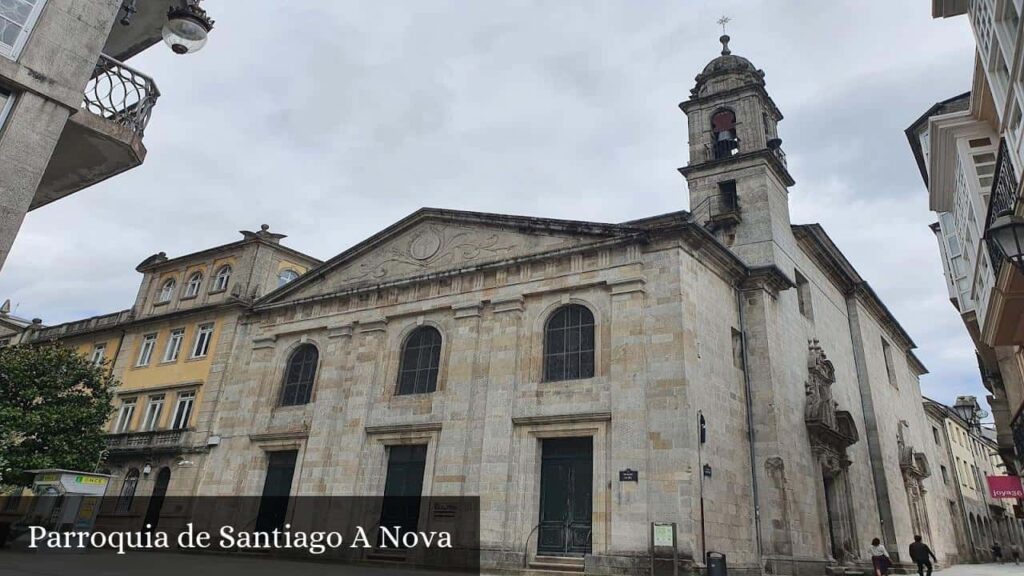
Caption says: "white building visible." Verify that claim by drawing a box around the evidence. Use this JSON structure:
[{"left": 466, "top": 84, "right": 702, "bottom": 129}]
[{"left": 910, "top": 0, "right": 1024, "bottom": 481}]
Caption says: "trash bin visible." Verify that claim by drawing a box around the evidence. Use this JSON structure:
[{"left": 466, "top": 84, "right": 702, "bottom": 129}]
[{"left": 706, "top": 551, "right": 727, "bottom": 576}]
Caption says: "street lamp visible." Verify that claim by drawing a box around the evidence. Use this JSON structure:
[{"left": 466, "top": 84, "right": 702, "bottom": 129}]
[
  {"left": 987, "top": 211, "right": 1024, "bottom": 273},
  {"left": 162, "top": 1, "right": 215, "bottom": 55},
  {"left": 952, "top": 403, "right": 976, "bottom": 425}
]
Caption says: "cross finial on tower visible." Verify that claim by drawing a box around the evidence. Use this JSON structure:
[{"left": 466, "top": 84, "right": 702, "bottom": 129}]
[
  {"left": 717, "top": 15, "right": 731, "bottom": 35},
  {"left": 717, "top": 16, "right": 732, "bottom": 55}
]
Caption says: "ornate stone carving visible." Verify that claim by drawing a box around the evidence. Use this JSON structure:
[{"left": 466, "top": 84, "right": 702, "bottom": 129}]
[
  {"left": 343, "top": 224, "right": 518, "bottom": 283},
  {"left": 897, "top": 420, "right": 930, "bottom": 480},
  {"left": 805, "top": 340, "right": 857, "bottom": 453},
  {"left": 803, "top": 341, "right": 861, "bottom": 563},
  {"left": 897, "top": 420, "right": 933, "bottom": 541}
]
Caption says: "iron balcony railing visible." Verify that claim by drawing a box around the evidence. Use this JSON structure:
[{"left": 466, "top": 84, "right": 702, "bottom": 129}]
[
  {"left": 984, "top": 139, "right": 1019, "bottom": 277},
  {"left": 83, "top": 54, "right": 160, "bottom": 137},
  {"left": 105, "top": 429, "right": 187, "bottom": 453}
]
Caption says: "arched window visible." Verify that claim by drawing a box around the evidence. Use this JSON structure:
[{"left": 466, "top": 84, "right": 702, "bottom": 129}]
[
  {"left": 115, "top": 469, "right": 139, "bottom": 513},
  {"left": 543, "top": 304, "right": 595, "bottom": 382},
  {"left": 711, "top": 108, "right": 739, "bottom": 159},
  {"left": 278, "top": 269, "right": 299, "bottom": 287},
  {"left": 184, "top": 272, "right": 203, "bottom": 297},
  {"left": 158, "top": 279, "right": 176, "bottom": 302},
  {"left": 280, "top": 344, "right": 318, "bottom": 406},
  {"left": 397, "top": 326, "right": 442, "bottom": 395},
  {"left": 213, "top": 265, "right": 232, "bottom": 292}
]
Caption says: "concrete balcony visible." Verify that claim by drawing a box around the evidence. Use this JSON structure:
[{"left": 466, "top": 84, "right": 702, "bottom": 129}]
[
  {"left": 31, "top": 54, "right": 159, "bottom": 210},
  {"left": 105, "top": 429, "right": 190, "bottom": 456}
]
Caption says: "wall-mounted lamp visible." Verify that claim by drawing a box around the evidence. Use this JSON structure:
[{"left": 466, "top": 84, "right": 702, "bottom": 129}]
[
  {"left": 142, "top": 462, "right": 152, "bottom": 476},
  {"left": 988, "top": 211, "right": 1024, "bottom": 274}
]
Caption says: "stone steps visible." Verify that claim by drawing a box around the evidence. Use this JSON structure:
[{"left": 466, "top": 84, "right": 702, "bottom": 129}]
[{"left": 528, "top": 555, "right": 585, "bottom": 573}]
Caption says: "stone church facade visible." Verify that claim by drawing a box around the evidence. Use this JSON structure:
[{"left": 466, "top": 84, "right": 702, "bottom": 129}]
[
  {"left": 167, "top": 36, "right": 955, "bottom": 575},
  {"left": 0, "top": 34, "right": 945, "bottom": 574}
]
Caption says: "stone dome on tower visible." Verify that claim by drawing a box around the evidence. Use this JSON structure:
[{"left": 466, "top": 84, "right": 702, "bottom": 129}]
[{"left": 691, "top": 34, "right": 766, "bottom": 98}]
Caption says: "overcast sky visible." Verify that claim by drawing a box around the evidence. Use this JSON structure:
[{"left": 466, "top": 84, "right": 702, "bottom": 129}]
[{"left": 0, "top": 2, "right": 982, "bottom": 407}]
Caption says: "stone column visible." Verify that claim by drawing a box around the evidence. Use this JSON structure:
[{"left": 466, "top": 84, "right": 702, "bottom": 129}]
[
  {"left": 431, "top": 302, "right": 483, "bottom": 497},
  {"left": 607, "top": 276, "right": 650, "bottom": 554},
  {"left": 479, "top": 297, "right": 523, "bottom": 549}
]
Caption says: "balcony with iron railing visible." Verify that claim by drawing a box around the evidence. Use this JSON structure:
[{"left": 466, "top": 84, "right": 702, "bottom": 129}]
[
  {"left": 31, "top": 54, "right": 161, "bottom": 210},
  {"left": 984, "top": 139, "right": 1019, "bottom": 278},
  {"left": 981, "top": 138, "right": 1024, "bottom": 347}
]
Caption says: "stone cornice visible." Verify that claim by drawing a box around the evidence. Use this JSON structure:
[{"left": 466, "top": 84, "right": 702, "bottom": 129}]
[
  {"left": 793, "top": 224, "right": 919, "bottom": 356},
  {"left": 741, "top": 265, "right": 795, "bottom": 296},
  {"left": 679, "top": 83, "right": 783, "bottom": 121},
  {"left": 512, "top": 412, "right": 612, "bottom": 426},
  {"left": 674, "top": 223, "right": 749, "bottom": 285},
  {"left": 365, "top": 422, "right": 443, "bottom": 435},
  {"left": 678, "top": 148, "right": 795, "bottom": 187}
]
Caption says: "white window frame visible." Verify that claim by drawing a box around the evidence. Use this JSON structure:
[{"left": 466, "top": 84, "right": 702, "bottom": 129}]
[
  {"left": 213, "top": 265, "right": 232, "bottom": 292},
  {"left": 163, "top": 328, "right": 184, "bottom": 362},
  {"left": 190, "top": 323, "right": 214, "bottom": 358},
  {"left": 90, "top": 343, "right": 106, "bottom": 366},
  {"left": 115, "top": 399, "right": 136, "bottom": 433},
  {"left": 141, "top": 395, "right": 164, "bottom": 431},
  {"left": 136, "top": 333, "right": 157, "bottom": 366},
  {"left": 184, "top": 272, "right": 203, "bottom": 298},
  {"left": 0, "top": 0, "right": 48, "bottom": 61},
  {"left": 158, "top": 279, "right": 176, "bottom": 303},
  {"left": 171, "top": 390, "right": 195, "bottom": 430}
]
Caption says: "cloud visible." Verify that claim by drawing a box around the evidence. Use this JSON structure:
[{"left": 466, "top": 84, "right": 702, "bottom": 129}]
[{"left": 0, "top": 1, "right": 981, "bottom": 406}]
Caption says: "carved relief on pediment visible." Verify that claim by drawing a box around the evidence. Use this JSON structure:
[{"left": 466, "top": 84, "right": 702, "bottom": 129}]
[{"left": 339, "top": 224, "right": 520, "bottom": 285}]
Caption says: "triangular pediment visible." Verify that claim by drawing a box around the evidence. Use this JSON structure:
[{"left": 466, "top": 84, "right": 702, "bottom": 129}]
[{"left": 262, "top": 208, "right": 633, "bottom": 305}]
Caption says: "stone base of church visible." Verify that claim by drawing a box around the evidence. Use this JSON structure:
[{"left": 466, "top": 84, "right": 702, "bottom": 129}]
[{"left": 481, "top": 548, "right": 763, "bottom": 575}]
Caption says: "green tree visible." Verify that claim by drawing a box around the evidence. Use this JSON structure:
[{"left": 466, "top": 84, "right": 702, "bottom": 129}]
[{"left": 0, "top": 344, "right": 116, "bottom": 487}]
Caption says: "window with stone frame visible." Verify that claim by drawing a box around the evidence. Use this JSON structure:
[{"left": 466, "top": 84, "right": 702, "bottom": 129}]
[
  {"left": 184, "top": 272, "right": 203, "bottom": 298},
  {"left": 213, "top": 265, "right": 232, "bottom": 292},
  {"left": 795, "top": 270, "right": 813, "bottom": 320},
  {"left": 280, "top": 343, "right": 318, "bottom": 406},
  {"left": 731, "top": 327, "right": 745, "bottom": 370},
  {"left": 881, "top": 338, "right": 898, "bottom": 389},
  {"left": 543, "top": 304, "right": 595, "bottom": 382},
  {"left": 158, "top": 278, "right": 176, "bottom": 302},
  {"left": 397, "top": 326, "right": 442, "bottom": 395}
]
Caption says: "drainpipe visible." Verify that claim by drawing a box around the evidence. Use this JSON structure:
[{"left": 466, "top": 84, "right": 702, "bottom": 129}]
[
  {"left": 109, "top": 329, "right": 126, "bottom": 380},
  {"left": 736, "top": 289, "right": 764, "bottom": 565}
]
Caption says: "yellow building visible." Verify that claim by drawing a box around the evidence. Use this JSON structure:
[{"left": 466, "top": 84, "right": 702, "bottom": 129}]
[{"left": 24, "top": 225, "right": 319, "bottom": 513}]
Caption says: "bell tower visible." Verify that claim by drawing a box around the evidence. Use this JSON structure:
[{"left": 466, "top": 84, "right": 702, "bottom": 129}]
[{"left": 679, "top": 34, "right": 795, "bottom": 268}]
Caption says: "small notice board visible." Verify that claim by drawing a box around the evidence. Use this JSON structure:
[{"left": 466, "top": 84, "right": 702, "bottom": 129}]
[{"left": 649, "top": 522, "right": 677, "bottom": 576}]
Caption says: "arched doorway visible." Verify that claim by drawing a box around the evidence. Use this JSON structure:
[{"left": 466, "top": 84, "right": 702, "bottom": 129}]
[{"left": 143, "top": 467, "right": 170, "bottom": 530}]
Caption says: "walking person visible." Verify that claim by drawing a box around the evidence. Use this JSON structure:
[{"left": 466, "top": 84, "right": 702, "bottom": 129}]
[
  {"left": 1010, "top": 542, "right": 1021, "bottom": 565},
  {"left": 869, "top": 537, "right": 891, "bottom": 576},
  {"left": 908, "top": 535, "right": 937, "bottom": 576},
  {"left": 992, "top": 542, "right": 1003, "bottom": 564}
]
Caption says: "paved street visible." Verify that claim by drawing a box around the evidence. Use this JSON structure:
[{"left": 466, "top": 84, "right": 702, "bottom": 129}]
[
  {"left": 0, "top": 550, "right": 459, "bottom": 576},
  {"left": 938, "top": 563, "right": 1024, "bottom": 575}
]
